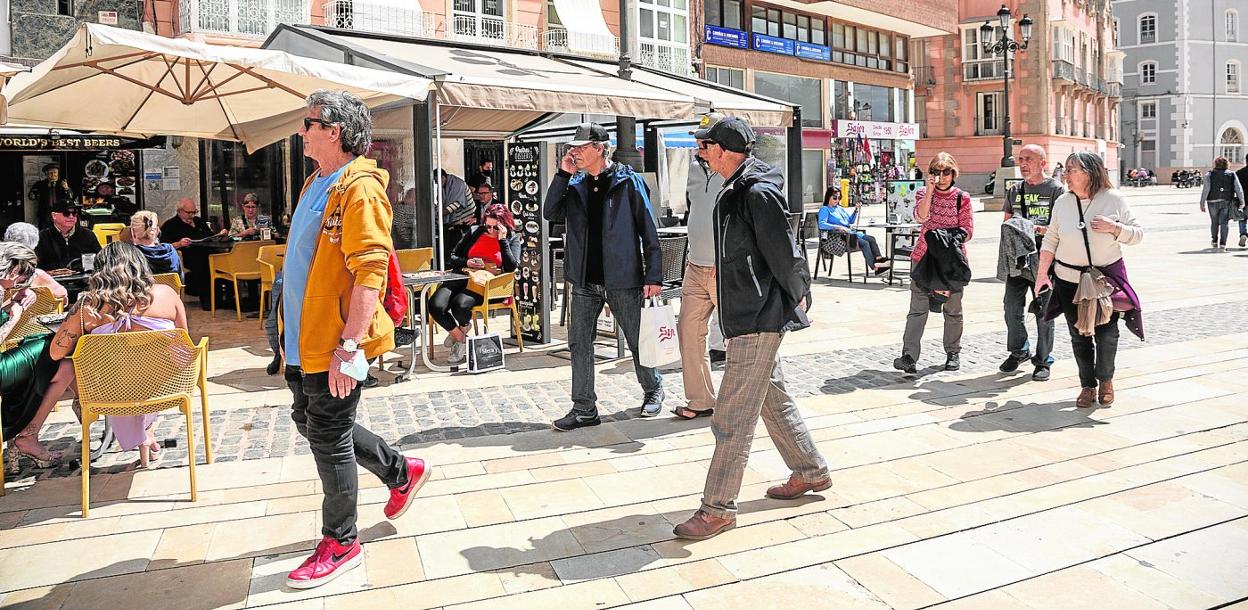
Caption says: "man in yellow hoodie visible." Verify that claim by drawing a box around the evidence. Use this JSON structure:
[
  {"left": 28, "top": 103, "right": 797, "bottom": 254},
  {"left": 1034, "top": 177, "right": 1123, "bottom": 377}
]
[{"left": 282, "top": 90, "right": 429, "bottom": 589}]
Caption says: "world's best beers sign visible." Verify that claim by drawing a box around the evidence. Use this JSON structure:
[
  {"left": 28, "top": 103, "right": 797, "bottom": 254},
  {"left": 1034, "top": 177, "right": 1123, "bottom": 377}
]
[{"left": 0, "top": 137, "right": 125, "bottom": 150}]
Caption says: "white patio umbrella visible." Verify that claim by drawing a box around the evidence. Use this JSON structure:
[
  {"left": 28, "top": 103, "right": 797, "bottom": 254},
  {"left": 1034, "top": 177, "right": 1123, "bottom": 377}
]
[{"left": 1, "top": 23, "right": 435, "bottom": 152}]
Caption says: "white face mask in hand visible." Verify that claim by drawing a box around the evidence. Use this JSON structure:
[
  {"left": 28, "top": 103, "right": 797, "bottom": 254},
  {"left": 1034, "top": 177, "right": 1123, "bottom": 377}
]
[{"left": 339, "top": 350, "right": 369, "bottom": 381}]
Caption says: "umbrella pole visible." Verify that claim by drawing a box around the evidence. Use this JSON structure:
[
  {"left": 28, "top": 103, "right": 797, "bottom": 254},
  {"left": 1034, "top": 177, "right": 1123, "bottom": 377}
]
[{"left": 434, "top": 98, "right": 444, "bottom": 271}]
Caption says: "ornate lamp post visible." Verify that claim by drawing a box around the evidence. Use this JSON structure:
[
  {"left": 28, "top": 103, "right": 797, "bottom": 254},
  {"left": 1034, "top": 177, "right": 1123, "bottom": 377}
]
[{"left": 979, "top": 6, "right": 1033, "bottom": 167}]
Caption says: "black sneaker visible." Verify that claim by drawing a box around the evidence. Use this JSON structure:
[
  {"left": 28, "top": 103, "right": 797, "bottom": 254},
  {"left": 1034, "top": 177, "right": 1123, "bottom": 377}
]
[
  {"left": 552, "top": 409, "right": 601, "bottom": 431},
  {"left": 999, "top": 353, "right": 1030, "bottom": 373},
  {"left": 640, "top": 389, "right": 665, "bottom": 418},
  {"left": 893, "top": 355, "right": 917, "bottom": 374},
  {"left": 266, "top": 355, "right": 282, "bottom": 376},
  {"left": 708, "top": 349, "right": 726, "bottom": 364},
  {"left": 363, "top": 374, "right": 380, "bottom": 388},
  {"left": 945, "top": 353, "right": 961, "bottom": 371},
  {"left": 1032, "top": 365, "right": 1051, "bottom": 381}
]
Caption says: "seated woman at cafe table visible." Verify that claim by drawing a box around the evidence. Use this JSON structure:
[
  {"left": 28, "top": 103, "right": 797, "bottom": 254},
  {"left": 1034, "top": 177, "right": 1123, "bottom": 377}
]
[
  {"left": 38, "top": 241, "right": 189, "bottom": 468},
  {"left": 34, "top": 200, "right": 101, "bottom": 277},
  {"left": 429, "top": 202, "right": 520, "bottom": 364},
  {"left": 5, "top": 222, "right": 69, "bottom": 305},
  {"left": 817, "top": 187, "right": 891, "bottom": 275},
  {"left": 231, "top": 192, "right": 280, "bottom": 240},
  {"left": 0, "top": 243, "right": 66, "bottom": 466},
  {"left": 129, "top": 211, "right": 183, "bottom": 278}
]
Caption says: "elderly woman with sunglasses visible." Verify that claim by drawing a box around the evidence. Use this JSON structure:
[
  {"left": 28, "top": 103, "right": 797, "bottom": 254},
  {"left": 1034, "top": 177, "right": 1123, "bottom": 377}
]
[{"left": 428, "top": 202, "right": 520, "bottom": 363}]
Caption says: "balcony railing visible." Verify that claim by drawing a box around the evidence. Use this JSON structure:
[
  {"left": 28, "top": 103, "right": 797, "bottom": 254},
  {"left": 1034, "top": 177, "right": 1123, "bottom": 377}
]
[
  {"left": 449, "top": 14, "right": 538, "bottom": 50},
  {"left": 638, "top": 41, "right": 693, "bottom": 76},
  {"left": 1052, "top": 59, "right": 1075, "bottom": 82},
  {"left": 963, "top": 58, "right": 1004, "bottom": 81},
  {"left": 323, "top": 0, "right": 435, "bottom": 37},
  {"left": 180, "top": 0, "right": 308, "bottom": 37},
  {"left": 914, "top": 66, "right": 936, "bottom": 88},
  {"left": 1055, "top": 116, "right": 1067, "bottom": 135},
  {"left": 1075, "top": 67, "right": 1086, "bottom": 86},
  {"left": 1106, "top": 82, "right": 1121, "bottom": 97},
  {"left": 542, "top": 27, "right": 618, "bottom": 58}
]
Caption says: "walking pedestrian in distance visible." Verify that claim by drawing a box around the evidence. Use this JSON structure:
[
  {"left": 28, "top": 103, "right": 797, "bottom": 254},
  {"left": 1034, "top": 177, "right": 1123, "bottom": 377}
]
[
  {"left": 893, "top": 152, "right": 974, "bottom": 375},
  {"left": 999, "top": 144, "right": 1063, "bottom": 381},
  {"left": 543, "top": 122, "right": 665, "bottom": 430},
  {"left": 672, "top": 116, "right": 829, "bottom": 541},
  {"left": 1199, "top": 156, "right": 1245, "bottom": 251},
  {"left": 1036, "top": 151, "right": 1144, "bottom": 409},
  {"left": 282, "top": 90, "right": 429, "bottom": 589}
]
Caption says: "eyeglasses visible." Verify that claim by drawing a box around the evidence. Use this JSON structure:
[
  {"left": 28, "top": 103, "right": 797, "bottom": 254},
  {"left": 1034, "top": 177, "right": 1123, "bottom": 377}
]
[
  {"left": 931, "top": 169, "right": 956, "bottom": 177},
  {"left": 243, "top": 204, "right": 258, "bottom": 209},
  {"left": 303, "top": 117, "right": 335, "bottom": 131}
]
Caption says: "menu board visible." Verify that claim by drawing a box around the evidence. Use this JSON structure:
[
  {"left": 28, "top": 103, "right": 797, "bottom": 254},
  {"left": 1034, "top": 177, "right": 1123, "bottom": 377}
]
[
  {"left": 80, "top": 149, "right": 139, "bottom": 211},
  {"left": 886, "top": 180, "right": 923, "bottom": 224},
  {"left": 506, "top": 142, "right": 548, "bottom": 344}
]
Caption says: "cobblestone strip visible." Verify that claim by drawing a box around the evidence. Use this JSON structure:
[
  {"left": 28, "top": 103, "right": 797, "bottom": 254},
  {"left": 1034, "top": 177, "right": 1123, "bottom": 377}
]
[{"left": 12, "top": 298, "right": 1243, "bottom": 478}]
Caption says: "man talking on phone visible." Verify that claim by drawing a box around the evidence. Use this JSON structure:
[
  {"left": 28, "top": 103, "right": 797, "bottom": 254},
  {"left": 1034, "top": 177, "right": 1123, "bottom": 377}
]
[
  {"left": 1000, "top": 144, "right": 1063, "bottom": 381},
  {"left": 280, "top": 90, "right": 429, "bottom": 589}
]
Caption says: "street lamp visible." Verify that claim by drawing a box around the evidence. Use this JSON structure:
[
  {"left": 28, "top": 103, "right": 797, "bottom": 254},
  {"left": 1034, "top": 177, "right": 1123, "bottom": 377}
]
[{"left": 979, "top": 5, "right": 1033, "bottom": 167}]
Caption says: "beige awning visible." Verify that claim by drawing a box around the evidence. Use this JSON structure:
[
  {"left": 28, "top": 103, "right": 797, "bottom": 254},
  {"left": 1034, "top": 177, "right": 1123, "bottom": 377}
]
[
  {"left": 335, "top": 35, "right": 699, "bottom": 129},
  {"left": 1, "top": 23, "right": 435, "bottom": 152},
  {"left": 569, "top": 60, "right": 794, "bottom": 128}
]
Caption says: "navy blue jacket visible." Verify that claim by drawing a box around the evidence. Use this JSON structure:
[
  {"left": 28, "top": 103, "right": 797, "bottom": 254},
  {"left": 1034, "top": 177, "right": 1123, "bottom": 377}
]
[{"left": 543, "top": 162, "right": 661, "bottom": 289}]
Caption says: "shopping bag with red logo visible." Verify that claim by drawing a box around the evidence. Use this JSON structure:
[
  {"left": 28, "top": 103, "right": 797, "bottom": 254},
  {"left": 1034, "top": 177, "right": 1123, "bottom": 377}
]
[{"left": 639, "top": 298, "right": 680, "bottom": 368}]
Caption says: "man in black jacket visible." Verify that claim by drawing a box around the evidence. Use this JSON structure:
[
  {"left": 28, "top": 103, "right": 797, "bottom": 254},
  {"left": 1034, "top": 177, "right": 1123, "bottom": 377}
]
[
  {"left": 672, "top": 117, "right": 829, "bottom": 541},
  {"left": 35, "top": 200, "right": 100, "bottom": 272},
  {"left": 1236, "top": 164, "right": 1248, "bottom": 248},
  {"left": 544, "top": 123, "right": 664, "bottom": 430}
]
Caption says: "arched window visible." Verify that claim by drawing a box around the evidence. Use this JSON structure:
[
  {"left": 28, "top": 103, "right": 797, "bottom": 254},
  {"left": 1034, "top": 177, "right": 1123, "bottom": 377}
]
[
  {"left": 1229, "top": 61, "right": 1242, "bottom": 94},
  {"left": 1228, "top": 10, "right": 1240, "bottom": 42},
  {"left": 1140, "top": 61, "right": 1157, "bottom": 85},
  {"left": 1138, "top": 13, "right": 1157, "bottom": 44},
  {"left": 1222, "top": 129, "right": 1244, "bottom": 165}
]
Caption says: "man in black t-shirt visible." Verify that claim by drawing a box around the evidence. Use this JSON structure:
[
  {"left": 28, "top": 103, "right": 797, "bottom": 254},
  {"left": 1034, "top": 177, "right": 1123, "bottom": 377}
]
[{"left": 1000, "top": 144, "right": 1064, "bottom": 381}]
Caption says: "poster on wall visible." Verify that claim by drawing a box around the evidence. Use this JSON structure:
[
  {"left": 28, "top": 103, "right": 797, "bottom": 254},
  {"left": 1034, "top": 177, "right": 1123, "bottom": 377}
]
[
  {"left": 506, "top": 141, "right": 548, "bottom": 345},
  {"left": 886, "top": 180, "right": 923, "bottom": 224}
]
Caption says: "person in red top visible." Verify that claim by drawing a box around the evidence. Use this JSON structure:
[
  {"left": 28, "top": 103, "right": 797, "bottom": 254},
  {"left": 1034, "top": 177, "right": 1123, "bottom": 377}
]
[
  {"left": 894, "top": 152, "right": 974, "bottom": 374},
  {"left": 429, "top": 202, "right": 520, "bottom": 363}
]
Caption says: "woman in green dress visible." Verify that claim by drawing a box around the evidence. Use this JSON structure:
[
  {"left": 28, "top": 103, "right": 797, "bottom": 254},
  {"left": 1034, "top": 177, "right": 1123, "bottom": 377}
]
[{"left": 0, "top": 242, "right": 62, "bottom": 467}]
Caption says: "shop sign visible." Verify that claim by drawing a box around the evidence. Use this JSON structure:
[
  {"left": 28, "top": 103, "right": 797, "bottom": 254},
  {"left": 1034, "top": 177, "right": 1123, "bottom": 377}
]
[
  {"left": 97, "top": 10, "right": 118, "bottom": 24},
  {"left": 0, "top": 136, "right": 126, "bottom": 149},
  {"left": 705, "top": 25, "right": 748, "bottom": 49},
  {"left": 506, "top": 141, "right": 548, "bottom": 344},
  {"left": 794, "top": 42, "right": 830, "bottom": 61},
  {"left": 752, "top": 33, "right": 794, "bottom": 56},
  {"left": 832, "top": 120, "right": 920, "bottom": 140}
]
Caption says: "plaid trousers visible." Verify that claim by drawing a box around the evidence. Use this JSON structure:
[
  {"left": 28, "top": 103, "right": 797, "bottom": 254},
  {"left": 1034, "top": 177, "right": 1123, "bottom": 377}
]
[{"left": 700, "top": 331, "right": 829, "bottom": 518}]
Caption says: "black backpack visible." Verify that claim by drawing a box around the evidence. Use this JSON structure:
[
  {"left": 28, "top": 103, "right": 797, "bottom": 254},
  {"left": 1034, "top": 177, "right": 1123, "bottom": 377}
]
[{"left": 1213, "top": 171, "right": 1238, "bottom": 202}]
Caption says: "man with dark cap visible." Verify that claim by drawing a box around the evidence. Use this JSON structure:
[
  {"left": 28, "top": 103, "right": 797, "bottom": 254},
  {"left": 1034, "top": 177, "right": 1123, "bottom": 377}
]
[
  {"left": 672, "top": 116, "right": 829, "bottom": 541},
  {"left": 544, "top": 122, "right": 665, "bottom": 430},
  {"left": 35, "top": 199, "right": 100, "bottom": 273},
  {"left": 28, "top": 163, "right": 74, "bottom": 226}
]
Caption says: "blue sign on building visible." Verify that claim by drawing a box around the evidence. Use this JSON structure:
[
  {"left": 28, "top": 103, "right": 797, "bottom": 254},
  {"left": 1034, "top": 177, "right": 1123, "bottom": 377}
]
[
  {"left": 795, "top": 41, "right": 830, "bottom": 61},
  {"left": 704, "top": 25, "right": 749, "bottom": 49},
  {"left": 752, "top": 33, "right": 795, "bottom": 56}
]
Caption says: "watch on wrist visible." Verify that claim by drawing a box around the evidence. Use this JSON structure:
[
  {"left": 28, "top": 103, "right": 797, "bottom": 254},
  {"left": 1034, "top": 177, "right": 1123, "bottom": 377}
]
[{"left": 339, "top": 338, "right": 359, "bottom": 352}]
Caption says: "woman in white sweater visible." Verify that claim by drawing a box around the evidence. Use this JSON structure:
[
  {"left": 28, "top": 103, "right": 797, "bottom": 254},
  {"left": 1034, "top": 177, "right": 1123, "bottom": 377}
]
[{"left": 1036, "top": 152, "right": 1144, "bottom": 409}]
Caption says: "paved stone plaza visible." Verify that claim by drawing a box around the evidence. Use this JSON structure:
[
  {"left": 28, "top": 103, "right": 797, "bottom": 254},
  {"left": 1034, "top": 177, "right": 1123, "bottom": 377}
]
[{"left": 2, "top": 186, "right": 1247, "bottom": 609}]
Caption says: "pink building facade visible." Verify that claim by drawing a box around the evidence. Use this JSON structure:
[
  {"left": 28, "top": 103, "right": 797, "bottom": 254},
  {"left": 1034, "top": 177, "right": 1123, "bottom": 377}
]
[{"left": 915, "top": 0, "right": 1123, "bottom": 188}]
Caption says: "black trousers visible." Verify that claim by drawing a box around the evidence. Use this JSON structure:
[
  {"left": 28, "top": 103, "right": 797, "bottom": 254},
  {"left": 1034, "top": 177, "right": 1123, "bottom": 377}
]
[
  {"left": 285, "top": 366, "right": 408, "bottom": 544},
  {"left": 1054, "top": 278, "right": 1120, "bottom": 388},
  {"left": 428, "top": 279, "right": 483, "bottom": 331}
]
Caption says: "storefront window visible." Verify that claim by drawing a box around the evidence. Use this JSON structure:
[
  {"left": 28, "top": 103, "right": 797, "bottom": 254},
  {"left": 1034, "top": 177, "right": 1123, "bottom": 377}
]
[
  {"left": 832, "top": 81, "right": 852, "bottom": 120},
  {"left": 754, "top": 72, "right": 823, "bottom": 128},
  {"left": 853, "top": 83, "right": 896, "bottom": 122},
  {"left": 801, "top": 150, "right": 824, "bottom": 205},
  {"left": 369, "top": 106, "right": 420, "bottom": 249},
  {"left": 207, "top": 140, "right": 286, "bottom": 233}
]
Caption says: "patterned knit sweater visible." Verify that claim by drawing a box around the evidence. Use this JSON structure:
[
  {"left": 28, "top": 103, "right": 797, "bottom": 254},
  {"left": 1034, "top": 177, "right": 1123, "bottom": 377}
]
[{"left": 912, "top": 186, "right": 974, "bottom": 262}]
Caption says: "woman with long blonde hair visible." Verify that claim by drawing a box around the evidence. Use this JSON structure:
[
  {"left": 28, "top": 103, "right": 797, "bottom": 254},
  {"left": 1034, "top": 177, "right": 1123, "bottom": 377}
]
[
  {"left": 44, "top": 241, "right": 188, "bottom": 467},
  {"left": 1, "top": 243, "right": 64, "bottom": 466}
]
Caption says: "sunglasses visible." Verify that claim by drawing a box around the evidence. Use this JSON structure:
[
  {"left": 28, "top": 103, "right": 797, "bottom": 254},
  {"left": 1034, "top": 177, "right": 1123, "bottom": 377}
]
[
  {"left": 696, "top": 141, "right": 718, "bottom": 150},
  {"left": 931, "top": 169, "right": 955, "bottom": 177},
  {"left": 303, "top": 117, "right": 335, "bottom": 131},
  {"left": 484, "top": 224, "right": 502, "bottom": 233},
  {"left": 56, "top": 210, "right": 78, "bottom": 216}
]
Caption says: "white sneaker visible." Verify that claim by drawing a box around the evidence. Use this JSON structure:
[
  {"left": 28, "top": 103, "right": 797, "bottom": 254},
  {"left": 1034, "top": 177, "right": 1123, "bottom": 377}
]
[
  {"left": 1240, "top": 234, "right": 1247, "bottom": 248},
  {"left": 443, "top": 333, "right": 457, "bottom": 348},
  {"left": 448, "top": 340, "right": 467, "bottom": 363}
]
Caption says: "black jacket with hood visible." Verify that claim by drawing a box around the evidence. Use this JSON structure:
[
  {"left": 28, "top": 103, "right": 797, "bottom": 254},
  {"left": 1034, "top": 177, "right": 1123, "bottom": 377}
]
[
  {"left": 713, "top": 158, "right": 810, "bottom": 339},
  {"left": 544, "top": 162, "right": 662, "bottom": 289}
]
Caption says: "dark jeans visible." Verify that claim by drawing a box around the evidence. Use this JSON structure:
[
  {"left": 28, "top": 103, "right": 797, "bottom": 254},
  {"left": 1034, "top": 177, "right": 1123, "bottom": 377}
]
[
  {"left": 1208, "top": 201, "right": 1232, "bottom": 245},
  {"left": 857, "top": 233, "right": 882, "bottom": 268},
  {"left": 428, "top": 279, "right": 483, "bottom": 331},
  {"left": 568, "top": 282, "right": 661, "bottom": 416},
  {"left": 264, "top": 274, "right": 283, "bottom": 356},
  {"left": 285, "top": 366, "right": 408, "bottom": 544},
  {"left": 1003, "top": 275, "right": 1054, "bottom": 365},
  {"left": 1054, "top": 278, "right": 1120, "bottom": 388}
]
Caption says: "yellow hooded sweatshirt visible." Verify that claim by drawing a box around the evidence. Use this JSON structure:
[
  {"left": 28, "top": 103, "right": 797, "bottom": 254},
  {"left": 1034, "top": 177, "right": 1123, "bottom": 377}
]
[{"left": 280, "top": 155, "right": 396, "bottom": 374}]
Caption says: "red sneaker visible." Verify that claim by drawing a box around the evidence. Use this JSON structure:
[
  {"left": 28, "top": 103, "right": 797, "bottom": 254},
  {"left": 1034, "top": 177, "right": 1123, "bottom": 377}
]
[
  {"left": 285, "top": 536, "right": 362, "bottom": 589},
  {"left": 384, "top": 456, "right": 430, "bottom": 520}
]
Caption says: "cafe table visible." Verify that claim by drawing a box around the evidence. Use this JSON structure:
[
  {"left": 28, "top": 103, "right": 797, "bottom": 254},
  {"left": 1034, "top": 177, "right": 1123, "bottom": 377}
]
[{"left": 394, "top": 270, "right": 469, "bottom": 381}]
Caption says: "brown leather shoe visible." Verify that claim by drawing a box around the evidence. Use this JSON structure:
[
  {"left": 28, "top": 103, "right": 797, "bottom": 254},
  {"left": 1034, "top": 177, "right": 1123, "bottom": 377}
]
[
  {"left": 765, "top": 475, "right": 833, "bottom": 500},
  {"left": 1076, "top": 387, "right": 1096, "bottom": 408},
  {"left": 673, "top": 510, "right": 736, "bottom": 540},
  {"left": 1098, "top": 380, "right": 1115, "bottom": 406}
]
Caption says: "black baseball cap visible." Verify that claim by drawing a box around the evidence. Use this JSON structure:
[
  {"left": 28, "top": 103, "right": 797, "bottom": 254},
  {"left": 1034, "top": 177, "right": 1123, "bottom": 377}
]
[
  {"left": 49, "top": 199, "right": 80, "bottom": 215},
  {"left": 689, "top": 112, "right": 725, "bottom": 136},
  {"left": 568, "top": 122, "right": 610, "bottom": 146},
  {"left": 694, "top": 116, "right": 755, "bottom": 154}
]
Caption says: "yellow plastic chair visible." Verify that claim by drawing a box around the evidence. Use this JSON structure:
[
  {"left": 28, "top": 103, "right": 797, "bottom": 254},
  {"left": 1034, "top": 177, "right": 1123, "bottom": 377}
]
[
  {"left": 72, "top": 328, "right": 211, "bottom": 518},
  {"left": 91, "top": 223, "right": 126, "bottom": 247},
  {"left": 257, "top": 244, "right": 286, "bottom": 326},
  {"left": 470, "top": 272, "right": 523, "bottom": 352},
  {"left": 2, "top": 287, "right": 64, "bottom": 352},
  {"left": 396, "top": 247, "right": 434, "bottom": 273},
  {"left": 208, "top": 240, "right": 271, "bottom": 321},
  {"left": 152, "top": 273, "right": 184, "bottom": 297}
]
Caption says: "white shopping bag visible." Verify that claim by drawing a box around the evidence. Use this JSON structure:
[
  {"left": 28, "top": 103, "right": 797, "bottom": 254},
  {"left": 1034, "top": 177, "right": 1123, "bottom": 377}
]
[{"left": 639, "top": 298, "right": 680, "bottom": 368}]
